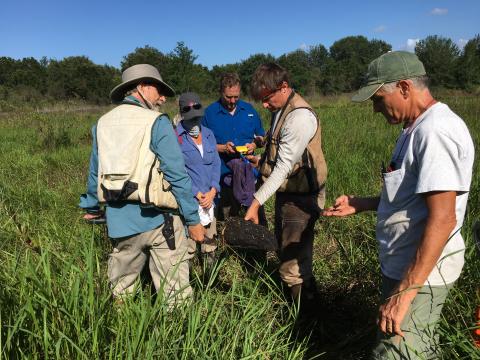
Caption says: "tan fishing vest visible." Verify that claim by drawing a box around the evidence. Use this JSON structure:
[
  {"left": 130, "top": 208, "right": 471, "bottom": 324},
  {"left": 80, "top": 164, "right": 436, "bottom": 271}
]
[
  {"left": 96, "top": 104, "right": 178, "bottom": 210},
  {"left": 260, "top": 92, "right": 327, "bottom": 201}
]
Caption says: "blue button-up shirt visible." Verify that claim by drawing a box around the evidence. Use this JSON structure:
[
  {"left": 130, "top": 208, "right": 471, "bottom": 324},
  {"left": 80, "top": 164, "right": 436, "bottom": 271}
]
[
  {"left": 202, "top": 99, "right": 265, "bottom": 177},
  {"left": 79, "top": 97, "right": 200, "bottom": 238},
  {"left": 176, "top": 122, "right": 221, "bottom": 197}
]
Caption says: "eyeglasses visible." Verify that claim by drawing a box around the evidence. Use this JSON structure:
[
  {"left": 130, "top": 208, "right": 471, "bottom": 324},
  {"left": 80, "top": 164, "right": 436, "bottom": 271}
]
[
  {"left": 181, "top": 103, "right": 202, "bottom": 113},
  {"left": 260, "top": 87, "right": 281, "bottom": 102}
]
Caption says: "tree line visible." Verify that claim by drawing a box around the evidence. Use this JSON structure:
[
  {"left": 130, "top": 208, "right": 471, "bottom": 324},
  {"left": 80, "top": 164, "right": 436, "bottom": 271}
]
[{"left": 1, "top": 35, "right": 479, "bottom": 107}]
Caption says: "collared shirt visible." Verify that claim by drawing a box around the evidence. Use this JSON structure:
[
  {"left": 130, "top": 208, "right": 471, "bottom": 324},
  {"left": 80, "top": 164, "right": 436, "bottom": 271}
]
[
  {"left": 79, "top": 96, "right": 200, "bottom": 238},
  {"left": 176, "top": 121, "right": 221, "bottom": 197},
  {"left": 202, "top": 99, "right": 265, "bottom": 177}
]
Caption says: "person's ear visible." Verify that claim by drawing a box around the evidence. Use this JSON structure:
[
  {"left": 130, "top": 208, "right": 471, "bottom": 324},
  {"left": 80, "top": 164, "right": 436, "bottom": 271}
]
[
  {"left": 397, "top": 80, "right": 410, "bottom": 98},
  {"left": 280, "top": 81, "right": 288, "bottom": 93}
]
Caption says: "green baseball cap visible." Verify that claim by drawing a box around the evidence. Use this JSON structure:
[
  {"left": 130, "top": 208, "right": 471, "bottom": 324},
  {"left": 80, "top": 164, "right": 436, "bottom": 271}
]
[{"left": 352, "top": 51, "right": 426, "bottom": 102}]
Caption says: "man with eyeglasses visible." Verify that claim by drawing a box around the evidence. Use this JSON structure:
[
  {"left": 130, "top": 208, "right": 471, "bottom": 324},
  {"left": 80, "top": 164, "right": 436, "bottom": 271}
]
[
  {"left": 80, "top": 64, "right": 204, "bottom": 305},
  {"left": 323, "top": 51, "right": 474, "bottom": 358},
  {"left": 203, "top": 73, "right": 265, "bottom": 220},
  {"left": 244, "top": 63, "right": 327, "bottom": 313}
]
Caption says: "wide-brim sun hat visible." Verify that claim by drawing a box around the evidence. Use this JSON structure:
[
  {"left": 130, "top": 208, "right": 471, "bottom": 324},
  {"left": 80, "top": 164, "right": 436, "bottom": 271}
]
[
  {"left": 352, "top": 51, "right": 426, "bottom": 102},
  {"left": 110, "top": 63, "right": 175, "bottom": 103}
]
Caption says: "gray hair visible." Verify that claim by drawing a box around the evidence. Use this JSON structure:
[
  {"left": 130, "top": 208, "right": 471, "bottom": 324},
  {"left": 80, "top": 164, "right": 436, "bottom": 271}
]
[
  {"left": 124, "top": 88, "right": 138, "bottom": 97},
  {"left": 381, "top": 75, "right": 429, "bottom": 93}
]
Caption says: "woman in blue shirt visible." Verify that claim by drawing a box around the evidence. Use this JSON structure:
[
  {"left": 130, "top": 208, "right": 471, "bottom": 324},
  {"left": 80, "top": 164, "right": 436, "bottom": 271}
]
[{"left": 176, "top": 92, "right": 221, "bottom": 268}]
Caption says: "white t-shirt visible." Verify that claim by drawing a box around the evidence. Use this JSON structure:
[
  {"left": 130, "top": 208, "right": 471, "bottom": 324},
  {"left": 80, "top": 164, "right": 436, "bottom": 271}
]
[
  {"left": 196, "top": 143, "right": 204, "bottom": 157},
  {"left": 377, "top": 102, "right": 474, "bottom": 286}
]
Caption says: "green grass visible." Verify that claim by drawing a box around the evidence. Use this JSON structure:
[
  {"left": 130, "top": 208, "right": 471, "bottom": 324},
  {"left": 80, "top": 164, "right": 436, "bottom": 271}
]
[{"left": 1, "top": 94, "right": 479, "bottom": 359}]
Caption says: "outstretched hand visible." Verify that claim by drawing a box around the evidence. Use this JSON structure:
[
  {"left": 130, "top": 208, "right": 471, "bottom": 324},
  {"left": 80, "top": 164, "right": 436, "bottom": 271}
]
[{"left": 322, "top": 195, "right": 357, "bottom": 217}]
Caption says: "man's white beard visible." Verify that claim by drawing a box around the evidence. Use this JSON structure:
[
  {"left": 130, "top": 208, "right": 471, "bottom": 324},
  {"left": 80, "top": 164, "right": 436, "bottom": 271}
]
[
  {"left": 150, "top": 103, "right": 162, "bottom": 112},
  {"left": 137, "top": 86, "right": 162, "bottom": 112}
]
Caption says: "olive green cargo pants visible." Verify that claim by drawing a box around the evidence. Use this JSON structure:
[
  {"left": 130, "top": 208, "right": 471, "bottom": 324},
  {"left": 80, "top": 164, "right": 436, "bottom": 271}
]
[{"left": 372, "top": 275, "right": 453, "bottom": 359}]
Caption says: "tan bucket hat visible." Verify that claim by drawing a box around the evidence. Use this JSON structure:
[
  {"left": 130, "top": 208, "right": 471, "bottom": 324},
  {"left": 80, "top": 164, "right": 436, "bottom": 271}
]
[{"left": 110, "top": 64, "right": 175, "bottom": 103}]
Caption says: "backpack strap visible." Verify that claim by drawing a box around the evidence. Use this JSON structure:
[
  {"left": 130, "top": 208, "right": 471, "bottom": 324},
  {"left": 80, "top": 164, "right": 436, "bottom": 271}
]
[{"left": 174, "top": 128, "right": 183, "bottom": 144}]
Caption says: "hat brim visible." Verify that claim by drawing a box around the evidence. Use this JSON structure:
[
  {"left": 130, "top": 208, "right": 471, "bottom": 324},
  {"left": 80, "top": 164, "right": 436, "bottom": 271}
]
[
  {"left": 351, "top": 83, "right": 384, "bottom": 103},
  {"left": 110, "top": 77, "right": 176, "bottom": 103},
  {"left": 181, "top": 108, "right": 204, "bottom": 121}
]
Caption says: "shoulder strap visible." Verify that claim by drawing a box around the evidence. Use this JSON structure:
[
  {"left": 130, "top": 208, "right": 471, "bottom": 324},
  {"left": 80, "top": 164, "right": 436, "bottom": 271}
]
[
  {"left": 174, "top": 128, "right": 183, "bottom": 144},
  {"left": 270, "top": 91, "right": 294, "bottom": 140}
]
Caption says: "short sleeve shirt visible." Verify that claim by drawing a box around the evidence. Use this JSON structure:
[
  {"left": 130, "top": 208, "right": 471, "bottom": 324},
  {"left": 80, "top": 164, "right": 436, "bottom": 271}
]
[
  {"left": 202, "top": 99, "right": 265, "bottom": 177},
  {"left": 377, "top": 102, "right": 474, "bottom": 286}
]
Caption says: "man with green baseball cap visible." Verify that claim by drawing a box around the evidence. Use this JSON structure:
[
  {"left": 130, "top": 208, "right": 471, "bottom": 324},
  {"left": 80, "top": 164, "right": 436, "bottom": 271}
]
[
  {"left": 352, "top": 51, "right": 426, "bottom": 102},
  {"left": 324, "top": 51, "right": 474, "bottom": 358}
]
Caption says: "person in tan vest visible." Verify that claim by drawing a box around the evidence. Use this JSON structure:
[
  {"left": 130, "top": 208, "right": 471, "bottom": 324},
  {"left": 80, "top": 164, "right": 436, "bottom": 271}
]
[
  {"left": 244, "top": 63, "right": 327, "bottom": 311},
  {"left": 80, "top": 64, "right": 204, "bottom": 306}
]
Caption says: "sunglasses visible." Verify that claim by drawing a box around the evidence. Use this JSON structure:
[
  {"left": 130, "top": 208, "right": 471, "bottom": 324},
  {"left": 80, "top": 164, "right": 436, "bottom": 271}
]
[
  {"left": 260, "top": 87, "right": 281, "bottom": 102},
  {"left": 181, "top": 103, "right": 202, "bottom": 113}
]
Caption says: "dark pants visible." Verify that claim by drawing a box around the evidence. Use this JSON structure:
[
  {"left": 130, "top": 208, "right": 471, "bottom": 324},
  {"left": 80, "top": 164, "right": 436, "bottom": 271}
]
[
  {"left": 218, "top": 185, "right": 268, "bottom": 268},
  {"left": 218, "top": 185, "right": 267, "bottom": 225},
  {"left": 274, "top": 192, "right": 319, "bottom": 288}
]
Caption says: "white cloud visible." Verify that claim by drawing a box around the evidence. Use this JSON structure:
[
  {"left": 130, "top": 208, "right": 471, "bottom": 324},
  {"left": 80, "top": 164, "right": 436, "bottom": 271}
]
[
  {"left": 374, "top": 25, "right": 386, "bottom": 33},
  {"left": 299, "top": 43, "right": 308, "bottom": 51},
  {"left": 457, "top": 38, "right": 468, "bottom": 50},
  {"left": 430, "top": 8, "right": 448, "bottom": 15},
  {"left": 402, "top": 38, "right": 420, "bottom": 52}
]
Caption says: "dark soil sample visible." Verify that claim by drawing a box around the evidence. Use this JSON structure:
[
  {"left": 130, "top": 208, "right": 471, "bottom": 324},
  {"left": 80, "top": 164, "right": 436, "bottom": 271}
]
[{"left": 222, "top": 217, "right": 278, "bottom": 251}]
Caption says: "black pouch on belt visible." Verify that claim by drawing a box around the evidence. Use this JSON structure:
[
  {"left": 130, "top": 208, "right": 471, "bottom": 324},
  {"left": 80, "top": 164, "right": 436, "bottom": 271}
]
[{"left": 162, "top": 213, "right": 176, "bottom": 250}]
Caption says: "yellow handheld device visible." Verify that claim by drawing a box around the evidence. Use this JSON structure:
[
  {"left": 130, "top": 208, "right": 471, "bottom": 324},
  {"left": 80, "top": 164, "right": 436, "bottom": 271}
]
[{"left": 235, "top": 145, "right": 248, "bottom": 154}]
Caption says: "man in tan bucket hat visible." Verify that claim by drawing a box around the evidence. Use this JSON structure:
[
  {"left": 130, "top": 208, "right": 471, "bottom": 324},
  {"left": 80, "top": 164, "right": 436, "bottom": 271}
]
[{"left": 80, "top": 64, "right": 204, "bottom": 305}]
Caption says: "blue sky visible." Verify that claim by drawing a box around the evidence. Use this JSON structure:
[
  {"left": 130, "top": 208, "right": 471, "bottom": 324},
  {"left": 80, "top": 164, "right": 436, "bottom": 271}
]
[{"left": 1, "top": 0, "right": 478, "bottom": 69}]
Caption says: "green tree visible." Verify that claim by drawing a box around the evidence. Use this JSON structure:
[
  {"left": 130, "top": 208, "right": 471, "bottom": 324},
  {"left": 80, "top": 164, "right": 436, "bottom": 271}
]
[
  {"left": 277, "top": 49, "right": 315, "bottom": 95},
  {"left": 47, "top": 56, "right": 119, "bottom": 103},
  {"left": 14, "top": 57, "right": 48, "bottom": 92},
  {"left": 120, "top": 45, "right": 171, "bottom": 73},
  {"left": 210, "top": 63, "right": 241, "bottom": 94},
  {"left": 237, "top": 53, "right": 276, "bottom": 95},
  {"left": 456, "top": 35, "right": 480, "bottom": 92},
  {"left": 121, "top": 43, "right": 213, "bottom": 96},
  {"left": 0, "top": 57, "right": 20, "bottom": 87},
  {"left": 328, "top": 36, "right": 391, "bottom": 93},
  {"left": 307, "top": 45, "right": 336, "bottom": 95},
  {"left": 168, "top": 41, "right": 213, "bottom": 94},
  {"left": 415, "top": 35, "right": 460, "bottom": 88}
]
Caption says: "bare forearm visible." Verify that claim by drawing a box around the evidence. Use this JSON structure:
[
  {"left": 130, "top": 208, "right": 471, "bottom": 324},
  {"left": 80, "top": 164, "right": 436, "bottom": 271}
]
[
  {"left": 351, "top": 196, "right": 380, "bottom": 212},
  {"left": 377, "top": 191, "right": 457, "bottom": 337}
]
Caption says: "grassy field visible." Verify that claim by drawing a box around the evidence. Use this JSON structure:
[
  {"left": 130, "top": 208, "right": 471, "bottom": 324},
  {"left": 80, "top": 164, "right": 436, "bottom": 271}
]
[{"left": 0, "top": 94, "right": 479, "bottom": 359}]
